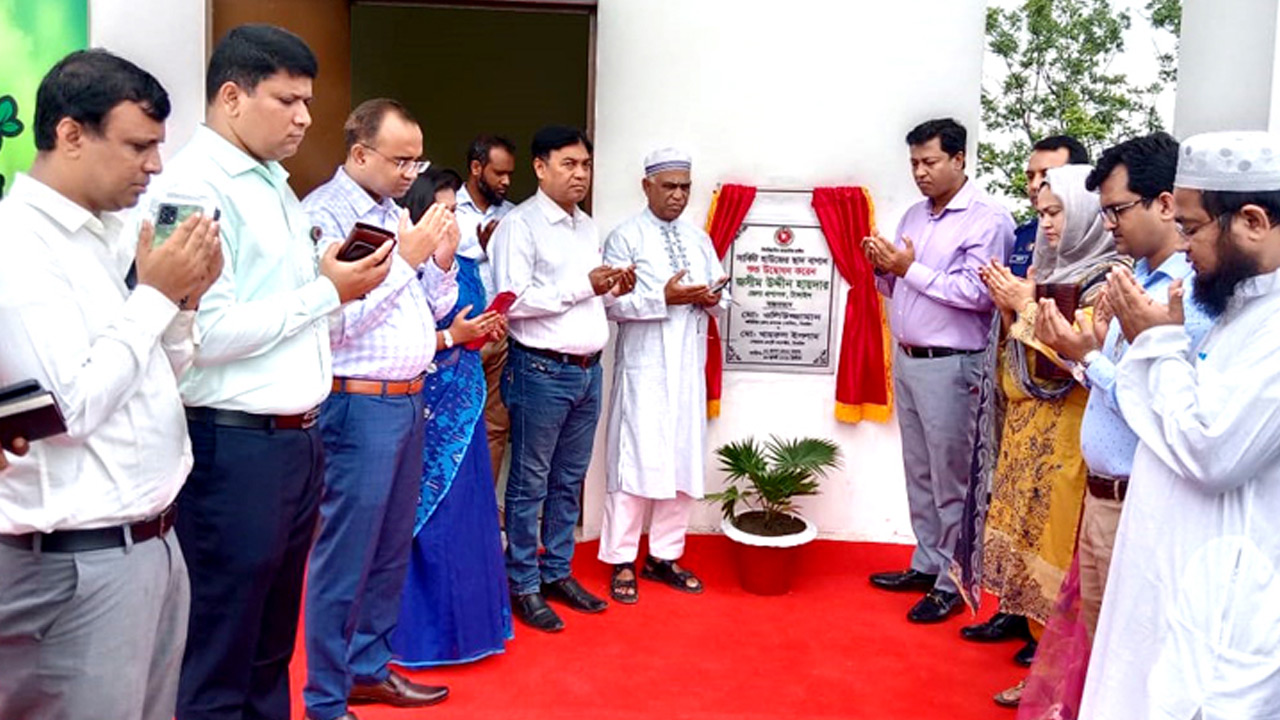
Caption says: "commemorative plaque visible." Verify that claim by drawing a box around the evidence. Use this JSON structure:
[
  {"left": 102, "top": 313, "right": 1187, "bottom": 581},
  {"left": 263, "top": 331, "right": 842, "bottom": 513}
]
[{"left": 723, "top": 219, "right": 837, "bottom": 374}]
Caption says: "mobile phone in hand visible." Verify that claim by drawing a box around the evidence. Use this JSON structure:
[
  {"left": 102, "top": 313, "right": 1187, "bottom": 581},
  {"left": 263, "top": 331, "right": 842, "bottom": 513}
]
[
  {"left": 152, "top": 194, "right": 219, "bottom": 246},
  {"left": 709, "top": 276, "right": 731, "bottom": 294}
]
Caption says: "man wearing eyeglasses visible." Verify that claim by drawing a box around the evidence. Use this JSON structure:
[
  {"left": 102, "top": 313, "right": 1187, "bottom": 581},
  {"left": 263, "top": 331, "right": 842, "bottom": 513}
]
[
  {"left": 1032, "top": 131, "right": 1212, "bottom": 644},
  {"left": 297, "top": 98, "right": 475, "bottom": 719}
]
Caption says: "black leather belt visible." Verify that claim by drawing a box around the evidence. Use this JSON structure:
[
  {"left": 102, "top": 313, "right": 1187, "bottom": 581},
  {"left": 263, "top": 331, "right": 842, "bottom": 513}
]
[
  {"left": 0, "top": 504, "right": 177, "bottom": 553},
  {"left": 185, "top": 406, "right": 319, "bottom": 431},
  {"left": 899, "top": 344, "right": 983, "bottom": 359},
  {"left": 1087, "top": 473, "right": 1129, "bottom": 502},
  {"left": 512, "top": 340, "right": 602, "bottom": 368}
]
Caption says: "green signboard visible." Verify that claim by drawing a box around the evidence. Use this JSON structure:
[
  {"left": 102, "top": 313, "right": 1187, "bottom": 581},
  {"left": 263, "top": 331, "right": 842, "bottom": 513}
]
[{"left": 0, "top": 0, "right": 88, "bottom": 197}]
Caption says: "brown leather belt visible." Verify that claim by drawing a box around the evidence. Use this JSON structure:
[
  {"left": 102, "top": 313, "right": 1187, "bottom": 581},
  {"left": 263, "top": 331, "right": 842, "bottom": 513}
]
[
  {"left": 512, "top": 340, "right": 601, "bottom": 369},
  {"left": 1087, "top": 473, "right": 1128, "bottom": 502},
  {"left": 185, "top": 406, "right": 319, "bottom": 431},
  {"left": 332, "top": 375, "right": 425, "bottom": 396},
  {"left": 899, "top": 343, "right": 983, "bottom": 359},
  {"left": 0, "top": 504, "right": 177, "bottom": 553}
]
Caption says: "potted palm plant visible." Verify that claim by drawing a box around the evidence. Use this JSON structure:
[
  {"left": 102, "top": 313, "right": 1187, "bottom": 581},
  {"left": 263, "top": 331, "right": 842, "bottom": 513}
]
[{"left": 707, "top": 435, "right": 841, "bottom": 595}]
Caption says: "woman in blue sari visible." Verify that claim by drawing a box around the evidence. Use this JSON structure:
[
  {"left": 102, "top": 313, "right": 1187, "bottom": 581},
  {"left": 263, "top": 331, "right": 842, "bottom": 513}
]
[{"left": 392, "top": 169, "right": 513, "bottom": 666}]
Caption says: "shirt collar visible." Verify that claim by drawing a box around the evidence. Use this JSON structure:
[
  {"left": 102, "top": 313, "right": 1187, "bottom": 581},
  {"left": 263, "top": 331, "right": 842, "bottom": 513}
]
[
  {"left": 8, "top": 172, "right": 121, "bottom": 240},
  {"left": 195, "top": 124, "right": 289, "bottom": 184},
  {"left": 535, "top": 188, "right": 579, "bottom": 225},
  {"left": 1136, "top": 251, "right": 1193, "bottom": 285},
  {"left": 456, "top": 184, "right": 480, "bottom": 212},
  {"left": 330, "top": 166, "right": 392, "bottom": 219},
  {"left": 1232, "top": 267, "right": 1280, "bottom": 304},
  {"left": 927, "top": 177, "right": 976, "bottom": 217},
  {"left": 643, "top": 207, "right": 678, "bottom": 229}
]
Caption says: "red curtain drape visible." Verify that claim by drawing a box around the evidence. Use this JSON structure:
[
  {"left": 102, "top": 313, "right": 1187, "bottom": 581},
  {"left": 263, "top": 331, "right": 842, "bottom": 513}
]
[
  {"left": 812, "top": 187, "right": 893, "bottom": 423},
  {"left": 703, "top": 184, "right": 757, "bottom": 418}
]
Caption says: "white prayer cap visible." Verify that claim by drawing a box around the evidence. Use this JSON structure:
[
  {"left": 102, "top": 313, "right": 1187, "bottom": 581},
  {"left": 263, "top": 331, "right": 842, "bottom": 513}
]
[
  {"left": 1176, "top": 131, "right": 1280, "bottom": 192},
  {"left": 644, "top": 147, "right": 692, "bottom": 177}
]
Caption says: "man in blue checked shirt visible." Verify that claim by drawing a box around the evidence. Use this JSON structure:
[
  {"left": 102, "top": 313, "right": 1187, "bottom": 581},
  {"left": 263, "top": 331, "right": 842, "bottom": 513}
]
[
  {"left": 1034, "top": 132, "right": 1213, "bottom": 637},
  {"left": 300, "top": 98, "right": 498, "bottom": 720}
]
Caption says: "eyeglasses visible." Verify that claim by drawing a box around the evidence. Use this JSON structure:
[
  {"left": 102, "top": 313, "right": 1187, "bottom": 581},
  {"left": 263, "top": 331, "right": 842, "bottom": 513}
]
[
  {"left": 361, "top": 144, "right": 430, "bottom": 175},
  {"left": 1176, "top": 213, "right": 1227, "bottom": 239},
  {"left": 1098, "top": 198, "right": 1147, "bottom": 224}
]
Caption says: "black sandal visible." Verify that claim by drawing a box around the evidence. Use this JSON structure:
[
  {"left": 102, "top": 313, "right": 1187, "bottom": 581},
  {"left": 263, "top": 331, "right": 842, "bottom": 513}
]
[
  {"left": 641, "top": 556, "right": 704, "bottom": 594},
  {"left": 610, "top": 563, "right": 639, "bottom": 604}
]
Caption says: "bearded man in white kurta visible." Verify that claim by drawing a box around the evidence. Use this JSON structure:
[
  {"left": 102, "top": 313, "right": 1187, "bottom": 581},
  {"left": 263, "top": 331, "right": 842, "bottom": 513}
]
[
  {"left": 597, "top": 148, "right": 728, "bottom": 604},
  {"left": 1080, "top": 131, "right": 1280, "bottom": 720}
]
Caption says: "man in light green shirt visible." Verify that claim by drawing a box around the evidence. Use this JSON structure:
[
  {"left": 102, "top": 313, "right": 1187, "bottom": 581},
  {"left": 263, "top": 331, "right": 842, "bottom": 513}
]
[{"left": 144, "top": 25, "right": 390, "bottom": 720}]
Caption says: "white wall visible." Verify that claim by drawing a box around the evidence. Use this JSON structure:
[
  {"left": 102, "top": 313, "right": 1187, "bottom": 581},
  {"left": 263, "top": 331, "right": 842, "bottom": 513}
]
[
  {"left": 89, "top": 0, "right": 207, "bottom": 159},
  {"left": 587, "top": 0, "right": 988, "bottom": 542},
  {"left": 1174, "top": 0, "right": 1278, "bottom": 136}
]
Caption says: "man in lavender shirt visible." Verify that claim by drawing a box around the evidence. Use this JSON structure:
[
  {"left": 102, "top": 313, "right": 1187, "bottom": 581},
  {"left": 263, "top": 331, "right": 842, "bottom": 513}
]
[{"left": 863, "top": 118, "right": 1015, "bottom": 624}]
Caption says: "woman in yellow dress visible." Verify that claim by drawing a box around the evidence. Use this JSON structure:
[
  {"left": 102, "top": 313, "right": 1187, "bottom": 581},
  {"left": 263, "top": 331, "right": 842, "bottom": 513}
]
[{"left": 978, "top": 164, "right": 1123, "bottom": 707}]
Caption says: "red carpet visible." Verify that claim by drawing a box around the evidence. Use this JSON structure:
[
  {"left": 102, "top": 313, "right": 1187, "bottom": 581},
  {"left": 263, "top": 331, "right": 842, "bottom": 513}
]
[{"left": 289, "top": 536, "right": 1025, "bottom": 719}]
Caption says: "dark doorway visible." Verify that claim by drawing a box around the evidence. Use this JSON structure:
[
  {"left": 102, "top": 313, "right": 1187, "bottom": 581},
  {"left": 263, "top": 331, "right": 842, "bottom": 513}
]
[{"left": 350, "top": 3, "right": 592, "bottom": 203}]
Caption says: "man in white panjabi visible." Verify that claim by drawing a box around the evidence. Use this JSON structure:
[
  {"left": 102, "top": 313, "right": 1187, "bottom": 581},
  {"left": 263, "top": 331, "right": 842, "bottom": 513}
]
[
  {"left": 597, "top": 148, "right": 729, "bottom": 604},
  {"left": 1079, "top": 131, "right": 1280, "bottom": 720}
]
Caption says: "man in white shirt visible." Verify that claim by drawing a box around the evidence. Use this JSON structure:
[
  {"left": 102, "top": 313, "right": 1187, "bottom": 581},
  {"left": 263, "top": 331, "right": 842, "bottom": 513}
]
[
  {"left": 300, "top": 98, "right": 493, "bottom": 719},
  {"left": 0, "top": 49, "right": 222, "bottom": 720},
  {"left": 490, "top": 125, "right": 635, "bottom": 632},
  {"left": 456, "top": 134, "right": 518, "bottom": 482},
  {"left": 598, "top": 148, "right": 727, "bottom": 604},
  {"left": 147, "top": 26, "right": 390, "bottom": 720},
  {"left": 1080, "top": 130, "right": 1280, "bottom": 719}
]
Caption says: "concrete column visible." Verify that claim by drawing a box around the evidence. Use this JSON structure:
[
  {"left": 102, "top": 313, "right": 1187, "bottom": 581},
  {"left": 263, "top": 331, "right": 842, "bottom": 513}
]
[{"left": 1174, "top": 0, "right": 1280, "bottom": 136}]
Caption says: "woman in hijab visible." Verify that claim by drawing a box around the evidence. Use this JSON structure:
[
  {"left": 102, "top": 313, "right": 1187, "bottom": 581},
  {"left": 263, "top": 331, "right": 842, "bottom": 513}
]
[{"left": 977, "top": 164, "right": 1124, "bottom": 708}]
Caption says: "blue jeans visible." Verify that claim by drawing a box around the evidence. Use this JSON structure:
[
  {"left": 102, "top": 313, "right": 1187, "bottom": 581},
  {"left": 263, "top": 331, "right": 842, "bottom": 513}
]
[
  {"left": 303, "top": 391, "right": 425, "bottom": 720},
  {"left": 501, "top": 344, "right": 603, "bottom": 596}
]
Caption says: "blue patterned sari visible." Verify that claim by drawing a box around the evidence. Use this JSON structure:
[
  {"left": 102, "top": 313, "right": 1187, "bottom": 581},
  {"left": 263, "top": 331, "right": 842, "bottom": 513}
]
[
  {"left": 414, "top": 257, "right": 488, "bottom": 532},
  {"left": 393, "top": 255, "right": 512, "bottom": 667}
]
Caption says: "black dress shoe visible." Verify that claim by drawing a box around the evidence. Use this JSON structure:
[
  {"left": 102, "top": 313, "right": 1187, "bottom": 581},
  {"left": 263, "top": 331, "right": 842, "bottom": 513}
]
[
  {"left": 1014, "top": 639, "right": 1038, "bottom": 667},
  {"left": 869, "top": 568, "right": 938, "bottom": 592},
  {"left": 907, "top": 589, "right": 962, "bottom": 623},
  {"left": 511, "top": 591, "right": 565, "bottom": 632},
  {"left": 960, "top": 612, "right": 1031, "bottom": 642},
  {"left": 349, "top": 670, "right": 448, "bottom": 707},
  {"left": 542, "top": 576, "right": 608, "bottom": 614}
]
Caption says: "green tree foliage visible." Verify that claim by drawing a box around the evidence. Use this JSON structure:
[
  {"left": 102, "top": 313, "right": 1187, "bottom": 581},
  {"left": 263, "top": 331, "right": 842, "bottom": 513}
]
[{"left": 979, "top": 0, "right": 1181, "bottom": 214}]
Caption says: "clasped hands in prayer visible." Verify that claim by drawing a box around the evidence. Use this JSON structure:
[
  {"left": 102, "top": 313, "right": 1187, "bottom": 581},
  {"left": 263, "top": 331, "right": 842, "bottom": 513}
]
[
  {"left": 664, "top": 269, "right": 727, "bottom": 307},
  {"left": 1034, "top": 267, "right": 1186, "bottom": 363},
  {"left": 861, "top": 233, "right": 915, "bottom": 277}
]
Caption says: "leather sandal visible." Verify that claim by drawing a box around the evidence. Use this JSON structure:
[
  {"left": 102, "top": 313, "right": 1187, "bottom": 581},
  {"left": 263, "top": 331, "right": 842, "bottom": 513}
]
[
  {"left": 641, "top": 556, "right": 704, "bottom": 594},
  {"left": 993, "top": 678, "right": 1026, "bottom": 708},
  {"left": 610, "top": 563, "right": 639, "bottom": 604}
]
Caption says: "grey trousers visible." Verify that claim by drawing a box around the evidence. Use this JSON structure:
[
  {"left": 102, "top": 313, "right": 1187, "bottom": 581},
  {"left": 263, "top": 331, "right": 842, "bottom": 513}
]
[
  {"left": 893, "top": 347, "right": 984, "bottom": 593},
  {"left": 0, "top": 529, "right": 190, "bottom": 720}
]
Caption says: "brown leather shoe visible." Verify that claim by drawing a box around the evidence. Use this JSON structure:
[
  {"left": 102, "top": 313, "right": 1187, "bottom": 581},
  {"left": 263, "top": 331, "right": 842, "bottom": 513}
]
[{"left": 349, "top": 670, "right": 448, "bottom": 708}]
